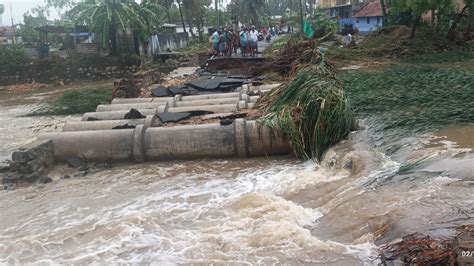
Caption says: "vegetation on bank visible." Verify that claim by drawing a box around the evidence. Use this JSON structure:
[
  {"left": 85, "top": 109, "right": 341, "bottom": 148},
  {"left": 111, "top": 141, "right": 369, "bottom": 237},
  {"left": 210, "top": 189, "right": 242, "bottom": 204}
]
[
  {"left": 0, "top": 46, "right": 31, "bottom": 66},
  {"left": 30, "top": 88, "right": 112, "bottom": 116},
  {"left": 341, "top": 64, "right": 474, "bottom": 133}
]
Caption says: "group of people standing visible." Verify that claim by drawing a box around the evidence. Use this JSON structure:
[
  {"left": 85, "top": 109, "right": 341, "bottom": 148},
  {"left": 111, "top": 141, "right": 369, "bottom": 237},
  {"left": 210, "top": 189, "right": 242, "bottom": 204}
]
[{"left": 211, "top": 26, "right": 260, "bottom": 57}]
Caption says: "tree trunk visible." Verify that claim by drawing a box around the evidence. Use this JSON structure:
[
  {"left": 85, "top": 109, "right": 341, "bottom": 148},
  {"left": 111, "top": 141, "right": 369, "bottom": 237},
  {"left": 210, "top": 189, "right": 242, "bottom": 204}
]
[
  {"left": 380, "top": 0, "right": 387, "bottom": 24},
  {"left": 431, "top": 9, "right": 435, "bottom": 27},
  {"left": 447, "top": 5, "right": 468, "bottom": 40},
  {"left": 110, "top": 24, "right": 118, "bottom": 56},
  {"left": 410, "top": 15, "right": 420, "bottom": 39},
  {"left": 299, "top": 0, "right": 304, "bottom": 38},
  {"left": 177, "top": 0, "right": 187, "bottom": 33}
]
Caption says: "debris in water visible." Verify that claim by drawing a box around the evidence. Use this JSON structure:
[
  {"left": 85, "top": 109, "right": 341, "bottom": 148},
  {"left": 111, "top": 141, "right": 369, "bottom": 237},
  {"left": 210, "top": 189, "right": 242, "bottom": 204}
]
[
  {"left": 124, "top": 109, "right": 146, "bottom": 119},
  {"left": 65, "top": 156, "right": 86, "bottom": 169},
  {"left": 112, "top": 124, "right": 137, "bottom": 130}
]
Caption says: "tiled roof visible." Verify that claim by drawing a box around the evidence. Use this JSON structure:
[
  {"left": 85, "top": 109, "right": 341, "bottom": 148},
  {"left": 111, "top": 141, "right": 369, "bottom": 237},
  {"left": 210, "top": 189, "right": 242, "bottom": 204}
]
[{"left": 355, "top": 2, "right": 387, "bottom": 17}]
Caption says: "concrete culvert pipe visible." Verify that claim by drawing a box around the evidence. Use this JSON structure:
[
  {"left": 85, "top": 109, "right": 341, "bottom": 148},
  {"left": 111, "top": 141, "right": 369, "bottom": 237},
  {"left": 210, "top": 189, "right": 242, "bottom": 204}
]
[
  {"left": 181, "top": 92, "right": 242, "bottom": 101},
  {"left": 143, "top": 119, "right": 290, "bottom": 160},
  {"left": 82, "top": 109, "right": 160, "bottom": 121},
  {"left": 63, "top": 116, "right": 159, "bottom": 132},
  {"left": 63, "top": 119, "right": 146, "bottom": 131},
  {"left": 39, "top": 119, "right": 291, "bottom": 162},
  {"left": 174, "top": 98, "right": 240, "bottom": 108},
  {"left": 38, "top": 129, "right": 136, "bottom": 162},
  {"left": 168, "top": 104, "right": 240, "bottom": 114},
  {"left": 96, "top": 102, "right": 171, "bottom": 112},
  {"left": 111, "top": 97, "right": 172, "bottom": 104}
]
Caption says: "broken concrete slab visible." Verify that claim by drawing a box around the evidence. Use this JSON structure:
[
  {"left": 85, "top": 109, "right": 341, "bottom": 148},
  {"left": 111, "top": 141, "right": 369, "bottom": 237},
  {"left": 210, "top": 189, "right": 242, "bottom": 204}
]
[
  {"left": 168, "top": 86, "right": 198, "bottom": 96},
  {"left": 151, "top": 85, "right": 170, "bottom": 97},
  {"left": 157, "top": 112, "right": 192, "bottom": 123},
  {"left": 186, "top": 77, "right": 244, "bottom": 91}
]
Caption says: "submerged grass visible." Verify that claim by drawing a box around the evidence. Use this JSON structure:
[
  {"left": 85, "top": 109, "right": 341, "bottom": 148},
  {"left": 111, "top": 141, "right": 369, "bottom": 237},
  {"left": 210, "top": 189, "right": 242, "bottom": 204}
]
[
  {"left": 30, "top": 88, "right": 112, "bottom": 116},
  {"left": 341, "top": 64, "right": 474, "bottom": 133}
]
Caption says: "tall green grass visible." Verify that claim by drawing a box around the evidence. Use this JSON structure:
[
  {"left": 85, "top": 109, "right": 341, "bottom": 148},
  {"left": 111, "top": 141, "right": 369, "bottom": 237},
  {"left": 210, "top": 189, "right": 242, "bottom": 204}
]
[
  {"left": 341, "top": 65, "right": 474, "bottom": 132},
  {"left": 30, "top": 89, "right": 112, "bottom": 116}
]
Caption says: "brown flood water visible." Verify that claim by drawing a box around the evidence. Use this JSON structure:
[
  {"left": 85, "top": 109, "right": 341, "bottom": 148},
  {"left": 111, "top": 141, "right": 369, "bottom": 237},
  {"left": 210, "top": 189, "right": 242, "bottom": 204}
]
[{"left": 0, "top": 88, "right": 473, "bottom": 264}]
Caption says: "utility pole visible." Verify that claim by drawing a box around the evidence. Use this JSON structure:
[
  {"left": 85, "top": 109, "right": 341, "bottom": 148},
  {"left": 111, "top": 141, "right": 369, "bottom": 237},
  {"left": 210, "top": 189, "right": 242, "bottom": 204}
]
[
  {"left": 299, "top": 0, "right": 304, "bottom": 37},
  {"left": 215, "top": 0, "right": 219, "bottom": 28},
  {"left": 10, "top": 3, "right": 16, "bottom": 44},
  {"left": 177, "top": 0, "right": 186, "bottom": 33}
]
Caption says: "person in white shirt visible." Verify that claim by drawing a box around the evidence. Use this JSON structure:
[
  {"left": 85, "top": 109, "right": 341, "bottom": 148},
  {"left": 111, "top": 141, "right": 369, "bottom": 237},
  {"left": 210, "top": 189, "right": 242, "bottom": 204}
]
[{"left": 249, "top": 26, "right": 259, "bottom": 57}]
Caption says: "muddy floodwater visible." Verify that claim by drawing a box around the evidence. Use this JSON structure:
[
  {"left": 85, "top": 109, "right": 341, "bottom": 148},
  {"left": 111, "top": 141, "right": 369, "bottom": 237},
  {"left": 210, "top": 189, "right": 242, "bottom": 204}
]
[{"left": 1, "top": 88, "right": 473, "bottom": 264}]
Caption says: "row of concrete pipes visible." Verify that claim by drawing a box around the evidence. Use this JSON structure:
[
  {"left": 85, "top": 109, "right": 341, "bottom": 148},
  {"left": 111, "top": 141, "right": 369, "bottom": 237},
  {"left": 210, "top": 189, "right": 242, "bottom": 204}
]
[{"left": 38, "top": 84, "right": 291, "bottom": 162}]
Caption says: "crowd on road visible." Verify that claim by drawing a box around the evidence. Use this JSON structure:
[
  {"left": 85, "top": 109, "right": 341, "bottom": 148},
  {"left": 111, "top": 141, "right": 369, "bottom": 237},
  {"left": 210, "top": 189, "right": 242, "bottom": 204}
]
[{"left": 210, "top": 26, "right": 279, "bottom": 57}]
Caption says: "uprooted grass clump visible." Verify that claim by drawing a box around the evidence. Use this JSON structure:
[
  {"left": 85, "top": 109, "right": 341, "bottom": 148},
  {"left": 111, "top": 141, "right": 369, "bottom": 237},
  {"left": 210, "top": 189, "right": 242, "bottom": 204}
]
[
  {"left": 258, "top": 47, "right": 354, "bottom": 161},
  {"left": 30, "top": 89, "right": 112, "bottom": 116},
  {"left": 341, "top": 65, "right": 474, "bottom": 133}
]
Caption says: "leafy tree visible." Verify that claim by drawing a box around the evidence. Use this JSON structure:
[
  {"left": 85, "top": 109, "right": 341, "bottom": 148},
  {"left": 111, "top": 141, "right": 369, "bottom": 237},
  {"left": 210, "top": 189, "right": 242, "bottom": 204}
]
[
  {"left": 44, "top": 0, "right": 75, "bottom": 18},
  {"left": 69, "top": 0, "right": 165, "bottom": 55},
  {"left": 392, "top": 0, "right": 454, "bottom": 38},
  {"left": 18, "top": 5, "right": 51, "bottom": 44}
]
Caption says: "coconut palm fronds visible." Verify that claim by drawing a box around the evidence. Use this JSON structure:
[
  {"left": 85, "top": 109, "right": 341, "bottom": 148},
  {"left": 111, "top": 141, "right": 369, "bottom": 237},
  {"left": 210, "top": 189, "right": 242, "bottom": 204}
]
[{"left": 258, "top": 64, "right": 354, "bottom": 162}]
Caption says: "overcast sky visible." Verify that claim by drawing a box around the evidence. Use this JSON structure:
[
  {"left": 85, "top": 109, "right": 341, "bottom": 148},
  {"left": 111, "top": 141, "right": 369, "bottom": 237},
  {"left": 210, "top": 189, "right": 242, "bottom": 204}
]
[
  {"left": 0, "top": 0, "right": 59, "bottom": 25},
  {"left": 0, "top": 0, "right": 231, "bottom": 26}
]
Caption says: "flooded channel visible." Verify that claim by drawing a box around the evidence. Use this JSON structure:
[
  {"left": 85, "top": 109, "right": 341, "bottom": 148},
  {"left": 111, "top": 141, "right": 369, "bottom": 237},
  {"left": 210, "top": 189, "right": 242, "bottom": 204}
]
[{"left": 0, "top": 88, "right": 473, "bottom": 264}]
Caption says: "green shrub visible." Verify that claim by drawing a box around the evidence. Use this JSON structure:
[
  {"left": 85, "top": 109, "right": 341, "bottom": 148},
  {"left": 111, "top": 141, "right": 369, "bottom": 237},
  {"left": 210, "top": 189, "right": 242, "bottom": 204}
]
[
  {"left": 0, "top": 45, "right": 30, "bottom": 65},
  {"left": 31, "top": 88, "right": 112, "bottom": 116}
]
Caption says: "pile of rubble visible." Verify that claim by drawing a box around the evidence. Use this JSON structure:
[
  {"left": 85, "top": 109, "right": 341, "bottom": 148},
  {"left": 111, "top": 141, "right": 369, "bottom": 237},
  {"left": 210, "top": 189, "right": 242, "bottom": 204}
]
[{"left": 380, "top": 225, "right": 474, "bottom": 265}]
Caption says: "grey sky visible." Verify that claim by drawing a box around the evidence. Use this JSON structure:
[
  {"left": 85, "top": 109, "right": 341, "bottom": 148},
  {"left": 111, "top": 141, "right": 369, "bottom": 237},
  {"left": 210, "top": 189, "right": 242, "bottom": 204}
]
[
  {"left": 0, "top": 0, "right": 60, "bottom": 25},
  {"left": 0, "top": 0, "right": 232, "bottom": 26}
]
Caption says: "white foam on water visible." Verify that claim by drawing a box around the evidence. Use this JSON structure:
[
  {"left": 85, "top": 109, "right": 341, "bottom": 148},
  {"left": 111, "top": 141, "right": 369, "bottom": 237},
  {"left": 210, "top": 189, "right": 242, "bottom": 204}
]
[{"left": 0, "top": 160, "right": 377, "bottom": 264}]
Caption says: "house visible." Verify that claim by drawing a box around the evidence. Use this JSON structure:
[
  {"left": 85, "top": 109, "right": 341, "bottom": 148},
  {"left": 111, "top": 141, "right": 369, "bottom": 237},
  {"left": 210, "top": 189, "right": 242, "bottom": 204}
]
[
  {"left": 354, "top": 1, "right": 386, "bottom": 34},
  {"left": 0, "top": 26, "right": 18, "bottom": 45},
  {"left": 319, "top": 0, "right": 367, "bottom": 29}
]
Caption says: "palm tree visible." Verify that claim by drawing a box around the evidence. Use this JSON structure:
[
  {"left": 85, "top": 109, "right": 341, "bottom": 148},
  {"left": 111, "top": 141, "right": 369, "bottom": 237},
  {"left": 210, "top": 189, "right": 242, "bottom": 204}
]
[
  {"left": 70, "top": 0, "right": 164, "bottom": 55},
  {"left": 239, "top": 0, "right": 266, "bottom": 27}
]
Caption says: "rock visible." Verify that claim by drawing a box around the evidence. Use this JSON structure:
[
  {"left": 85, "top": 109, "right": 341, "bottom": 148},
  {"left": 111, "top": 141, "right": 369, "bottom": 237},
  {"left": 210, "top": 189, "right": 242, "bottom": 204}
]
[
  {"left": 0, "top": 162, "right": 10, "bottom": 173},
  {"left": 151, "top": 85, "right": 170, "bottom": 97},
  {"left": 65, "top": 156, "right": 86, "bottom": 169},
  {"left": 38, "top": 176, "right": 52, "bottom": 184},
  {"left": 220, "top": 118, "right": 234, "bottom": 126},
  {"left": 124, "top": 109, "right": 146, "bottom": 119},
  {"left": 12, "top": 149, "right": 35, "bottom": 162}
]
